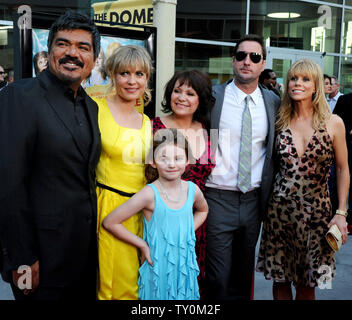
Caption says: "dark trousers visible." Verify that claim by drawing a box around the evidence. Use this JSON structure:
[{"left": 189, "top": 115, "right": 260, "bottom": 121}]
[
  {"left": 10, "top": 272, "right": 96, "bottom": 301},
  {"left": 205, "top": 187, "right": 261, "bottom": 300},
  {"left": 10, "top": 228, "right": 97, "bottom": 301}
]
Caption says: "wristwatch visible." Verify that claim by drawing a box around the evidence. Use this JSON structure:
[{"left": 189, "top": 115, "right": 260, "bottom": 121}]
[{"left": 335, "top": 209, "right": 348, "bottom": 218}]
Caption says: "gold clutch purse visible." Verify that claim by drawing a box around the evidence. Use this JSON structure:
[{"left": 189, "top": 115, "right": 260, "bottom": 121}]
[{"left": 326, "top": 224, "right": 342, "bottom": 252}]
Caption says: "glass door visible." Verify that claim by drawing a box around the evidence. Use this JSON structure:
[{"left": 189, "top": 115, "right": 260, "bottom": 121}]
[{"left": 266, "top": 47, "right": 325, "bottom": 92}]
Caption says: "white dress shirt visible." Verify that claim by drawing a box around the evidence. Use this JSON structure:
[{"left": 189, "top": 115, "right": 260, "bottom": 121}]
[
  {"left": 327, "top": 91, "right": 343, "bottom": 112},
  {"left": 206, "top": 81, "right": 268, "bottom": 191}
]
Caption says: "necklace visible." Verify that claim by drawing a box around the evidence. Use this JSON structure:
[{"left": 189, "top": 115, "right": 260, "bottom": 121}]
[{"left": 157, "top": 180, "right": 184, "bottom": 203}]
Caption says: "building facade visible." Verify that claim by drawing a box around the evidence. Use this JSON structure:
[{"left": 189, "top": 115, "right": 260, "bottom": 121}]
[
  {"left": 175, "top": 0, "right": 352, "bottom": 92},
  {"left": 1, "top": 0, "right": 352, "bottom": 93}
]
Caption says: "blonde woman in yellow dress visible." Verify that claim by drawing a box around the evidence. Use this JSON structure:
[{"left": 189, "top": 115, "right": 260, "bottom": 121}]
[{"left": 93, "top": 45, "right": 153, "bottom": 300}]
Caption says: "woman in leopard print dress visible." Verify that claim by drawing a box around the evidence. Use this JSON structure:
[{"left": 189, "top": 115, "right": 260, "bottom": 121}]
[{"left": 256, "top": 59, "right": 349, "bottom": 300}]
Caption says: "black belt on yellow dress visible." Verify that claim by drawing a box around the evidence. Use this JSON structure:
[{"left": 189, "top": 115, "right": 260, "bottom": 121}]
[{"left": 96, "top": 182, "right": 135, "bottom": 198}]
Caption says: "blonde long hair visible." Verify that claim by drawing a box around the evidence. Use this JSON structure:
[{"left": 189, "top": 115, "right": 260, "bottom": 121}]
[
  {"left": 104, "top": 45, "right": 154, "bottom": 105},
  {"left": 276, "top": 59, "right": 331, "bottom": 131}
]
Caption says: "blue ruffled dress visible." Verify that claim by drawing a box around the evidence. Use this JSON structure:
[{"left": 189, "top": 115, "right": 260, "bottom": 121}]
[{"left": 138, "top": 181, "right": 200, "bottom": 300}]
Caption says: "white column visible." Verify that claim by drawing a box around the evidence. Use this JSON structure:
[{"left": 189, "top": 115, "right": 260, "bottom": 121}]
[{"left": 153, "top": 0, "right": 177, "bottom": 116}]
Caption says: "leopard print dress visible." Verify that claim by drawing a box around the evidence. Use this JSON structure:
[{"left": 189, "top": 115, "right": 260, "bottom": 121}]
[{"left": 256, "top": 127, "right": 336, "bottom": 287}]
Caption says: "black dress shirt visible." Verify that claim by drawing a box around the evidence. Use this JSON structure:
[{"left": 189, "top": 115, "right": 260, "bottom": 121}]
[{"left": 46, "top": 70, "right": 93, "bottom": 159}]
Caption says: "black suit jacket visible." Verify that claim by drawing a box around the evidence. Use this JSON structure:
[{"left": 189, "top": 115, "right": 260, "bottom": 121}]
[
  {"left": 210, "top": 80, "right": 281, "bottom": 219},
  {"left": 333, "top": 93, "right": 352, "bottom": 163},
  {"left": 0, "top": 70, "right": 101, "bottom": 287}
]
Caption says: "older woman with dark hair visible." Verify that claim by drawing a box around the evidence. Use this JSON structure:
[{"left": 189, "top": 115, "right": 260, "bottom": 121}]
[
  {"left": 152, "top": 69, "right": 215, "bottom": 299},
  {"left": 158, "top": 70, "right": 213, "bottom": 131}
]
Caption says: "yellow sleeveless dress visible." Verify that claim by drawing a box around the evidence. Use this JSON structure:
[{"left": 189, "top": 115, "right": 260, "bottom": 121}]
[{"left": 93, "top": 98, "right": 151, "bottom": 300}]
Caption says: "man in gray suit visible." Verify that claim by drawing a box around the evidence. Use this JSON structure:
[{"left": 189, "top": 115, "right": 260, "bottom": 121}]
[{"left": 205, "top": 34, "right": 280, "bottom": 300}]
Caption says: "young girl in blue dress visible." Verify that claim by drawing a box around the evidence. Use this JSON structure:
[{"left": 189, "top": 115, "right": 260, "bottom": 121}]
[{"left": 103, "top": 128, "right": 208, "bottom": 300}]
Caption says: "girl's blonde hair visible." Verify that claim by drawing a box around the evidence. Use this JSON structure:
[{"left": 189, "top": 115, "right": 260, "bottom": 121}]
[
  {"left": 104, "top": 45, "right": 154, "bottom": 105},
  {"left": 276, "top": 58, "right": 331, "bottom": 131}
]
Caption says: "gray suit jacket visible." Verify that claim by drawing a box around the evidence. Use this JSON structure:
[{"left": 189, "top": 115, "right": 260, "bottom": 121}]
[{"left": 210, "top": 79, "right": 280, "bottom": 219}]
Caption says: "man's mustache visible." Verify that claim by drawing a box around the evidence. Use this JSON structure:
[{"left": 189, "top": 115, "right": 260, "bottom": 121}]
[{"left": 59, "top": 56, "right": 84, "bottom": 68}]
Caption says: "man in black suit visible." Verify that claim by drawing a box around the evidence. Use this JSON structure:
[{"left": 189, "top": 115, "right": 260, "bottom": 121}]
[
  {"left": 205, "top": 34, "right": 280, "bottom": 300},
  {"left": 0, "top": 11, "right": 101, "bottom": 300},
  {"left": 333, "top": 93, "right": 352, "bottom": 231}
]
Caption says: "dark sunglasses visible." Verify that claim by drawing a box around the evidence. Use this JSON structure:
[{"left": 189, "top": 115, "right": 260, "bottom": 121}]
[
  {"left": 235, "top": 51, "right": 262, "bottom": 63},
  {"left": 0, "top": 71, "right": 4, "bottom": 75}
]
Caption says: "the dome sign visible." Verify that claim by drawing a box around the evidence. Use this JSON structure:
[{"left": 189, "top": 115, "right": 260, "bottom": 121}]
[{"left": 92, "top": 0, "right": 153, "bottom": 27}]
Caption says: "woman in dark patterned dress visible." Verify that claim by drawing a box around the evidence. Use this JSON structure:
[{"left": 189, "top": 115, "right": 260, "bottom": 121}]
[
  {"left": 152, "top": 70, "right": 215, "bottom": 299},
  {"left": 256, "top": 59, "right": 350, "bottom": 300}
]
